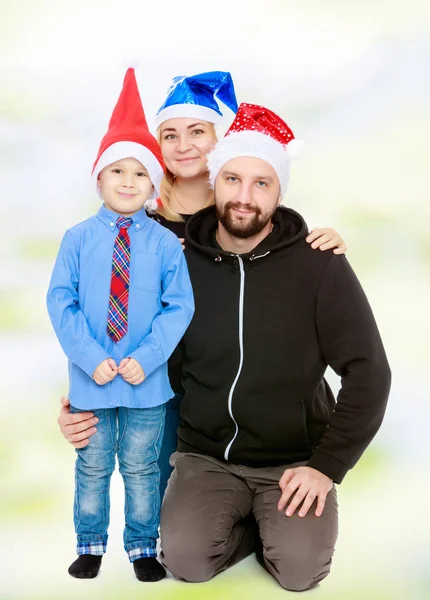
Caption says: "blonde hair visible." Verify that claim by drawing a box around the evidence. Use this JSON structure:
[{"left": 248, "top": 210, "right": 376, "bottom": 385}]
[{"left": 156, "top": 123, "right": 217, "bottom": 222}]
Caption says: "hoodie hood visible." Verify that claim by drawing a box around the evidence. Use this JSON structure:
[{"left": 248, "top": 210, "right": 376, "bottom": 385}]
[{"left": 185, "top": 205, "right": 309, "bottom": 259}]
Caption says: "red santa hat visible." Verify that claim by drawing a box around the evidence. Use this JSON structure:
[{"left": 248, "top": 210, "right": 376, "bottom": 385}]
[
  {"left": 92, "top": 68, "right": 165, "bottom": 199},
  {"left": 207, "top": 103, "right": 301, "bottom": 197}
]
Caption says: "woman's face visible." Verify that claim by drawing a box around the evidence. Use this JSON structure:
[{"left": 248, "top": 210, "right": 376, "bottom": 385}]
[{"left": 158, "top": 118, "right": 217, "bottom": 179}]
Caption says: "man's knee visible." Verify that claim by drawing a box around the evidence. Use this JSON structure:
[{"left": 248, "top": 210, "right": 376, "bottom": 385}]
[
  {"left": 161, "top": 530, "right": 220, "bottom": 582},
  {"left": 160, "top": 480, "right": 217, "bottom": 581},
  {"left": 264, "top": 549, "right": 333, "bottom": 591}
]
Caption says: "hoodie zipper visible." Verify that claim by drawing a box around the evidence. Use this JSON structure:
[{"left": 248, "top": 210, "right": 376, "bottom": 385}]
[{"left": 224, "top": 255, "right": 245, "bottom": 461}]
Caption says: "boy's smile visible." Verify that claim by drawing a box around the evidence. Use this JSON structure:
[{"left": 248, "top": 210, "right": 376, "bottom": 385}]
[
  {"left": 118, "top": 192, "right": 137, "bottom": 199},
  {"left": 98, "top": 157, "right": 155, "bottom": 217}
]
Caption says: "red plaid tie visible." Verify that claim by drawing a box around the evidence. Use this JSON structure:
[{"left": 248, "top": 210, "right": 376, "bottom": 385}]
[{"left": 107, "top": 216, "right": 133, "bottom": 342}]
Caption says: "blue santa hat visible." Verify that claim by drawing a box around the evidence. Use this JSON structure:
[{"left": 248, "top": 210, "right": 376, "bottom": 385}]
[{"left": 154, "top": 71, "right": 238, "bottom": 128}]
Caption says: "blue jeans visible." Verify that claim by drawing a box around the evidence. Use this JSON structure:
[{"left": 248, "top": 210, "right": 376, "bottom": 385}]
[
  {"left": 71, "top": 404, "right": 165, "bottom": 561},
  {"left": 158, "top": 393, "right": 183, "bottom": 500}
]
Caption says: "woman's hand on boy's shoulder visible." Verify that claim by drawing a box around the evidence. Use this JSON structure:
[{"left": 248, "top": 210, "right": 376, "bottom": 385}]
[{"left": 58, "top": 397, "right": 98, "bottom": 449}]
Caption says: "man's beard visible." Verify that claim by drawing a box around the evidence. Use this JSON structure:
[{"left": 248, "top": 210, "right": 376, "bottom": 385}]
[{"left": 216, "top": 201, "right": 275, "bottom": 239}]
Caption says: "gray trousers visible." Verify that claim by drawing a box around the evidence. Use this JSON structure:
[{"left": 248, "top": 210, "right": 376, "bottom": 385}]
[{"left": 160, "top": 452, "right": 338, "bottom": 591}]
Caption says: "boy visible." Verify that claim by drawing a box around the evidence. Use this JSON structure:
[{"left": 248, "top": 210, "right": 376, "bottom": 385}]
[{"left": 46, "top": 68, "right": 194, "bottom": 582}]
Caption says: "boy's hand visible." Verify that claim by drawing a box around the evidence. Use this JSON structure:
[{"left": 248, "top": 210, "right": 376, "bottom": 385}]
[
  {"left": 118, "top": 358, "right": 145, "bottom": 385},
  {"left": 92, "top": 358, "right": 118, "bottom": 385}
]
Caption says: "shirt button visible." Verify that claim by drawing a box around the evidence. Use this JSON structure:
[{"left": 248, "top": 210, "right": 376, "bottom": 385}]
[
  {"left": 136, "top": 224, "right": 140, "bottom": 228},
  {"left": 110, "top": 222, "right": 114, "bottom": 227}
]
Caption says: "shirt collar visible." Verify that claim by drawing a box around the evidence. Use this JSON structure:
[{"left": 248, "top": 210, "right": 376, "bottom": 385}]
[{"left": 96, "top": 204, "right": 149, "bottom": 232}]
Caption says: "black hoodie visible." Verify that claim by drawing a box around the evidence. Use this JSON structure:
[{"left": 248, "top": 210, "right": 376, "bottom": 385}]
[{"left": 177, "top": 205, "right": 391, "bottom": 483}]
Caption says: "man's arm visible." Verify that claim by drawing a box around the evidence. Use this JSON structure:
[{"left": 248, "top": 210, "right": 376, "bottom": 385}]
[
  {"left": 128, "top": 239, "right": 194, "bottom": 377},
  {"left": 308, "top": 254, "right": 391, "bottom": 483},
  {"left": 46, "top": 230, "right": 110, "bottom": 377}
]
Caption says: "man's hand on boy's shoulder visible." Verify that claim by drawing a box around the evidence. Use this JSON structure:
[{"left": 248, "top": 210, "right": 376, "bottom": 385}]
[
  {"left": 118, "top": 357, "right": 145, "bottom": 385},
  {"left": 92, "top": 358, "right": 118, "bottom": 385}
]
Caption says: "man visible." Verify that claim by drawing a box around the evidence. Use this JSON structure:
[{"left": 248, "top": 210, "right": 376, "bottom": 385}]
[{"left": 159, "top": 103, "right": 391, "bottom": 591}]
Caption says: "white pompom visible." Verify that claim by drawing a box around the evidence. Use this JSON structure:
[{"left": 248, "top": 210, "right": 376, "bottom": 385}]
[
  {"left": 144, "top": 197, "right": 159, "bottom": 213},
  {"left": 286, "top": 138, "right": 305, "bottom": 160}
]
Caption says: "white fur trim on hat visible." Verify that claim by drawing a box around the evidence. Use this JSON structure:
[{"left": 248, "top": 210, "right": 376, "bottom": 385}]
[
  {"left": 155, "top": 104, "right": 223, "bottom": 129},
  {"left": 92, "top": 141, "right": 164, "bottom": 199},
  {"left": 207, "top": 130, "right": 291, "bottom": 196}
]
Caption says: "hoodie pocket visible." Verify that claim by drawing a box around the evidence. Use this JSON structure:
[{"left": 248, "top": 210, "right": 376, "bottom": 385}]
[
  {"left": 245, "top": 396, "right": 311, "bottom": 455},
  {"left": 305, "top": 380, "right": 334, "bottom": 449},
  {"left": 300, "top": 399, "right": 311, "bottom": 450}
]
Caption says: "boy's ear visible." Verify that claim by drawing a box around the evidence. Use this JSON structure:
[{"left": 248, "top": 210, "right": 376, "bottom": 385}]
[{"left": 97, "top": 174, "right": 101, "bottom": 188}]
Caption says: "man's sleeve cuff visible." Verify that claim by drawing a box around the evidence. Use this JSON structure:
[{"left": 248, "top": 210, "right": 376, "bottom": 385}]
[{"left": 307, "top": 451, "right": 349, "bottom": 484}]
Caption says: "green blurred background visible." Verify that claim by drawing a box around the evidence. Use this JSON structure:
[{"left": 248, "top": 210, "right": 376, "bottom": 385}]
[{"left": 1, "top": 1, "right": 429, "bottom": 598}]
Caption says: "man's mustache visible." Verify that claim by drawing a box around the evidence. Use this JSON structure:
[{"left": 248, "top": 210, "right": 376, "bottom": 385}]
[{"left": 224, "top": 202, "right": 261, "bottom": 215}]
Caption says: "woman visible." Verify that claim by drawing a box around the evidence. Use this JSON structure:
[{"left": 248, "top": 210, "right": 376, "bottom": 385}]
[{"left": 57, "top": 70, "right": 347, "bottom": 499}]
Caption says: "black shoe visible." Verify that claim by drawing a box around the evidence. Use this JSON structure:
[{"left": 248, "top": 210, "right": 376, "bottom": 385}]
[
  {"left": 68, "top": 554, "right": 102, "bottom": 579},
  {"left": 133, "top": 557, "right": 166, "bottom": 582}
]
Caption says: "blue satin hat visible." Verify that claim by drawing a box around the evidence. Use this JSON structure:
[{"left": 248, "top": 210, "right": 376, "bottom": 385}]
[{"left": 155, "top": 71, "right": 238, "bottom": 128}]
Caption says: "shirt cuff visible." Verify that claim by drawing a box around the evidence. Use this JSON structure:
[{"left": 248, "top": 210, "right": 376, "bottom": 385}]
[
  {"left": 77, "top": 341, "right": 110, "bottom": 378},
  {"left": 306, "top": 451, "right": 349, "bottom": 484},
  {"left": 128, "top": 344, "right": 164, "bottom": 379}
]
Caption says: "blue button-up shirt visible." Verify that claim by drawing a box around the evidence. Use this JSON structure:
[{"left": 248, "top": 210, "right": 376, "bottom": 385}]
[{"left": 47, "top": 205, "right": 194, "bottom": 409}]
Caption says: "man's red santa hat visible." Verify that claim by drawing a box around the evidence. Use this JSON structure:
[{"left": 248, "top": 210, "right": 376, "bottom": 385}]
[
  {"left": 207, "top": 103, "right": 301, "bottom": 197},
  {"left": 92, "top": 68, "right": 165, "bottom": 199}
]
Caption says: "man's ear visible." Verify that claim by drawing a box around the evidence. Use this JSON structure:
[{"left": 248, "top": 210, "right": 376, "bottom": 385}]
[{"left": 277, "top": 192, "right": 283, "bottom": 206}]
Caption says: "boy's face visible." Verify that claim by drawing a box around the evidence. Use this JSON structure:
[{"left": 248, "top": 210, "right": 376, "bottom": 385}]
[{"left": 97, "top": 157, "right": 154, "bottom": 217}]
